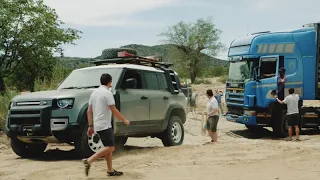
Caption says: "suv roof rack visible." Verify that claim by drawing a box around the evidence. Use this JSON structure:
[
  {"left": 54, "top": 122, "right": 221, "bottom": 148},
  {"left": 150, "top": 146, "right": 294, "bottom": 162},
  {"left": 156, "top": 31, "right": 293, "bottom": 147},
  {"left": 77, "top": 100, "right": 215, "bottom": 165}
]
[{"left": 92, "top": 52, "right": 173, "bottom": 68}]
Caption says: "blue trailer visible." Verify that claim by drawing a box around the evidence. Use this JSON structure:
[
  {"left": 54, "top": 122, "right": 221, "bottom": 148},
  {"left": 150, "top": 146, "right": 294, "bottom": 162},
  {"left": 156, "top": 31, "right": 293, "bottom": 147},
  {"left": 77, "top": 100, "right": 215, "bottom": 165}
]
[{"left": 225, "top": 22, "right": 320, "bottom": 137}]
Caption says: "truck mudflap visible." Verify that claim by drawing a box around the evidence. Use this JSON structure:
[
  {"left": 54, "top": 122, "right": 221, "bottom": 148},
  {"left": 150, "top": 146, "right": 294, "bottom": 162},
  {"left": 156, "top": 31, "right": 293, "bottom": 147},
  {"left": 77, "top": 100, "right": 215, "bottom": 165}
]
[{"left": 225, "top": 114, "right": 257, "bottom": 125}]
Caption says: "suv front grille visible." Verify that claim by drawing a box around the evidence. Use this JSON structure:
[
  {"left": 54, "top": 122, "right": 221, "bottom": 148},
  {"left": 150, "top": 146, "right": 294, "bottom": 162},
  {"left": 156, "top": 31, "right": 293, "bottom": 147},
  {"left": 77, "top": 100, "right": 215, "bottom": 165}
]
[
  {"left": 10, "top": 117, "right": 41, "bottom": 125},
  {"left": 9, "top": 110, "right": 41, "bottom": 126}
]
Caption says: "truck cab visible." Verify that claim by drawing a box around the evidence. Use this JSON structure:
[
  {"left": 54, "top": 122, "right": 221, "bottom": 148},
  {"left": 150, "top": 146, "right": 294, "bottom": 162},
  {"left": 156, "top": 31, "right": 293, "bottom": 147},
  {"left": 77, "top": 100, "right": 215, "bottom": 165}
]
[{"left": 225, "top": 23, "right": 320, "bottom": 137}]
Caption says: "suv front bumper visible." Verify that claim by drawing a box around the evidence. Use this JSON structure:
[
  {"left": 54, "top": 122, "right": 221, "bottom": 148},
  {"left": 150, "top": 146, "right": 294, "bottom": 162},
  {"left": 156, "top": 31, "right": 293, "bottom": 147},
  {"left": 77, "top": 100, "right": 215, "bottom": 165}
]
[{"left": 5, "top": 106, "right": 81, "bottom": 143}]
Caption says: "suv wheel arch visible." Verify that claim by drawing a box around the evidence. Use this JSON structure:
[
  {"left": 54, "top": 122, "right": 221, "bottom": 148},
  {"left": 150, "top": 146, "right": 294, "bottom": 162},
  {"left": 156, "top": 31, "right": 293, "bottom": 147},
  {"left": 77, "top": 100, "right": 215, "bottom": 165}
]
[{"left": 161, "top": 104, "right": 186, "bottom": 130}]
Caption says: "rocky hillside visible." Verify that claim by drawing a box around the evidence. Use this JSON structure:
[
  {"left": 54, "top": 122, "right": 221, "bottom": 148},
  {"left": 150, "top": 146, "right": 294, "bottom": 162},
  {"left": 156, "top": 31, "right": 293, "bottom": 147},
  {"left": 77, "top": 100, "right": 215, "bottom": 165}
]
[{"left": 59, "top": 44, "right": 229, "bottom": 69}]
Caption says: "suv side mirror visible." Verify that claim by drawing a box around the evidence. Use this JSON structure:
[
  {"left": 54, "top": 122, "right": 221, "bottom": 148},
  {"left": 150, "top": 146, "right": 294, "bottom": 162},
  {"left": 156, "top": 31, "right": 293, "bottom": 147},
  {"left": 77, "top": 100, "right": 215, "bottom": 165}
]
[
  {"left": 253, "top": 67, "right": 260, "bottom": 82},
  {"left": 125, "top": 78, "right": 137, "bottom": 89}
]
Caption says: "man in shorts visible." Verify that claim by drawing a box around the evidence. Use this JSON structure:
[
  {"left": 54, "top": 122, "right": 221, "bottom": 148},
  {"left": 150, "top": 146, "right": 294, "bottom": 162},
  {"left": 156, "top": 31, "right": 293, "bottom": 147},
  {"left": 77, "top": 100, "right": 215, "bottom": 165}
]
[
  {"left": 205, "top": 89, "right": 220, "bottom": 143},
  {"left": 82, "top": 73, "right": 130, "bottom": 177},
  {"left": 275, "top": 87, "right": 300, "bottom": 141}
]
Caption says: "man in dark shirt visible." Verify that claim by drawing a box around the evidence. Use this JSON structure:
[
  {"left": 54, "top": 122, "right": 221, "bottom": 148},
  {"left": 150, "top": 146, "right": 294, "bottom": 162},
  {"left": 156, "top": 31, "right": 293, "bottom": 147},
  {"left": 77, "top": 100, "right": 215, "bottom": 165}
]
[{"left": 277, "top": 67, "right": 287, "bottom": 100}]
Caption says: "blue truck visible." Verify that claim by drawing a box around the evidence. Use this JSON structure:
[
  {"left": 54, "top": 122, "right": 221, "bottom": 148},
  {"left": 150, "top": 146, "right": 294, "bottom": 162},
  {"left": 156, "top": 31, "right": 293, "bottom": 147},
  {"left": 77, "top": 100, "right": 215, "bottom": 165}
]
[{"left": 225, "top": 22, "right": 320, "bottom": 137}]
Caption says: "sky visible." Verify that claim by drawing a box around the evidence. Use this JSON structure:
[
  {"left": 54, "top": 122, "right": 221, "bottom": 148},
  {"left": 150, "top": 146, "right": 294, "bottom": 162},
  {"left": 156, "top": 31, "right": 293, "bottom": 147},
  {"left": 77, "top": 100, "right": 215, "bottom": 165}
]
[{"left": 44, "top": 0, "right": 320, "bottom": 60}]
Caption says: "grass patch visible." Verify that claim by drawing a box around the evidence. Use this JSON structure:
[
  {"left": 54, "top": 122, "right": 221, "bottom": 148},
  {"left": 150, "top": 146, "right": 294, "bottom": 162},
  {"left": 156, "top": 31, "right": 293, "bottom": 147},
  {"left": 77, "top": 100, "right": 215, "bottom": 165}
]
[{"left": 193, "top": 78, "right": 211, "bottom": 84}]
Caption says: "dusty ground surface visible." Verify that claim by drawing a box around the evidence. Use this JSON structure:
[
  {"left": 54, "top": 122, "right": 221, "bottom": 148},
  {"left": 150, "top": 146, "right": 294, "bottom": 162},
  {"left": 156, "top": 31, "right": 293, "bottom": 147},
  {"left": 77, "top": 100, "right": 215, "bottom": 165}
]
[{"left": 1, "top": 79, "right": 320, "bottom": 180}]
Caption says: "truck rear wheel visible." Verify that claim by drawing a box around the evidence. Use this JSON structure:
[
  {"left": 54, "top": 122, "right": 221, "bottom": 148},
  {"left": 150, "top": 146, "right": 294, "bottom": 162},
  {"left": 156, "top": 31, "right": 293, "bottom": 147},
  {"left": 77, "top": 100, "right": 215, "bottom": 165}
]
[
  {"left": 161, "top": 115, "right": 184, "bottom": 147},
  {"left": 10, "top": 137, "right": 47, "bottom": 158}
]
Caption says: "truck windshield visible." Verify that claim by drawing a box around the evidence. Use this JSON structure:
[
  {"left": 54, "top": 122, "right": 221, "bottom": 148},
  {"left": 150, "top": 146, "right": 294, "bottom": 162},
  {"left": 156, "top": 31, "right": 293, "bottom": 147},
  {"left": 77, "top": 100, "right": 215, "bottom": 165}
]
[
  {"left": 57, "top": 68, "right": 121, "bottom": 90},
  {"left": 228, "top": 60, "right": 253, "bottom": 81}
]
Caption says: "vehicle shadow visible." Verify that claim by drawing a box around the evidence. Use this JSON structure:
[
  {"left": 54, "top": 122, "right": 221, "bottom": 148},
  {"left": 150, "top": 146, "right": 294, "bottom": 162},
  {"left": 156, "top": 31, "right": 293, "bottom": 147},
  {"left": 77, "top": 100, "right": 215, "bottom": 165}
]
[
  {"left": 24, "top": 145, "right": 161, "bottom": 162},
  {"left": 229, "top": 127, "right": 320, "bottom": 140}
]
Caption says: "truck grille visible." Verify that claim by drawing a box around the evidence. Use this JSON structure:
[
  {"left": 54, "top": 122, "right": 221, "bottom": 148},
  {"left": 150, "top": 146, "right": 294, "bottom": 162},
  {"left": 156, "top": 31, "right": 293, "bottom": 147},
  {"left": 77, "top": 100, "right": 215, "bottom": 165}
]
[{"left": 226, "top": 88, "right": 244, "bottom": 106}]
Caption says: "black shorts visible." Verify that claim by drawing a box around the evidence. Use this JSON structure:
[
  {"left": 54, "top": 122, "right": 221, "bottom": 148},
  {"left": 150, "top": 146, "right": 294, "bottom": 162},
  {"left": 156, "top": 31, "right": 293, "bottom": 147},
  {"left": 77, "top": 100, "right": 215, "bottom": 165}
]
[
  {"left": 96, "top": 128, "right": 115, "bottom": 147},
  {"left": 205, "top": 115, "right": 219, "bottom": 132},
  {"left": 287, "top": 113, "right": 299, "bottom": 126}
]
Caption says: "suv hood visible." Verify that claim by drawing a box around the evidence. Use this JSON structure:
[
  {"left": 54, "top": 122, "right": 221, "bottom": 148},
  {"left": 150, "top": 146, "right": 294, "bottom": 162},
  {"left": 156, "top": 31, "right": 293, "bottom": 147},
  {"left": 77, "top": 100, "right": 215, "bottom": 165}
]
[{"left": 12, "top": 89, "right": 95, "bottom": 102}]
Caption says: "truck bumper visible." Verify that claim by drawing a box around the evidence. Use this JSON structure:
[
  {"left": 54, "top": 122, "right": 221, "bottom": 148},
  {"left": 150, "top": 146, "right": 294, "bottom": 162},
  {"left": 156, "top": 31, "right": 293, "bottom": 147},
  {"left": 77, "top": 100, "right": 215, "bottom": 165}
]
[{"left": 225, "top": 114, "right": 256, "bottom": 125}]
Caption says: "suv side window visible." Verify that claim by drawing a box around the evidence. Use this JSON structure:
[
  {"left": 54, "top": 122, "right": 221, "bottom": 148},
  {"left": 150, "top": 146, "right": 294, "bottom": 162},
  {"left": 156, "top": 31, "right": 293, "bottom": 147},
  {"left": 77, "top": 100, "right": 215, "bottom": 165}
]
[
  {"left": 144, "top": 71, "right": 160, "bottom": 90},
  {"left": 120, "top": 69, "right": 143, "bottom": 89},
  {"left": 157, "top": 73, "right": 168, "bottom": 91}
]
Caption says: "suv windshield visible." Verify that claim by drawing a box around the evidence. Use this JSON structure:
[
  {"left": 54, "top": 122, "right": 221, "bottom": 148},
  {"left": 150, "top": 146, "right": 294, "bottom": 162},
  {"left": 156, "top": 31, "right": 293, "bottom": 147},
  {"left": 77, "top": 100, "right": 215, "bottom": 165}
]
[
  {"left": 57, "top": 68, "right": 122, "bottom": 90},
  {"left": 228, "top": 60, "right": 253, "bottom": 81}
]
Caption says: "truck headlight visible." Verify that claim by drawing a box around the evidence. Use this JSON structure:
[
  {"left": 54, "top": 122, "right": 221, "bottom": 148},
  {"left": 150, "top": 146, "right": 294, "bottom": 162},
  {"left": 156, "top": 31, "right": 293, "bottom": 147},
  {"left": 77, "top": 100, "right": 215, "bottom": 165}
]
[{"left": 57, "top": 98, "right": 74, "bottom": 109}]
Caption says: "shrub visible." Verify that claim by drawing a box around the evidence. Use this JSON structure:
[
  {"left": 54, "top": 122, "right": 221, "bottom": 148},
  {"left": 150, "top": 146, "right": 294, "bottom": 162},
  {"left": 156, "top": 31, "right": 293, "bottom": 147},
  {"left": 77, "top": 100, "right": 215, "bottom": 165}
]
[
  {"left": 0, "top": 90, "right": 19, "bottom": 129},
  {"left": 218, "top": 75, "right": 228, "bottom": 83}
]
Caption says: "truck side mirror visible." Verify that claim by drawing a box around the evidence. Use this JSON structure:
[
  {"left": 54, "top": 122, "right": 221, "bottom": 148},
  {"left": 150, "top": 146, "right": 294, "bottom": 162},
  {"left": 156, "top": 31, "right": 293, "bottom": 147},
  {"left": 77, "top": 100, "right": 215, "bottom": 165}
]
[{"left": 253, "top": 67, "right": 260, "bottom": 82}]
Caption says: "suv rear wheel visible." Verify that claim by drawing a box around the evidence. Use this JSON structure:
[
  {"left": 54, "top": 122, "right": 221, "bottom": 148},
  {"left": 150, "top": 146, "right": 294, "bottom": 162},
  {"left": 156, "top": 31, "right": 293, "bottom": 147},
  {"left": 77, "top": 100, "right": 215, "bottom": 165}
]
[{"left": 161, "top": 115, "right": 184, "bottom": 146}]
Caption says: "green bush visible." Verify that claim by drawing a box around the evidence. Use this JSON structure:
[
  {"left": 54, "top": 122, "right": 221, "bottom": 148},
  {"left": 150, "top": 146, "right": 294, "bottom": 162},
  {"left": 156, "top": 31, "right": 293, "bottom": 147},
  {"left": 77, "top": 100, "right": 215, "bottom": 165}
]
[
  {"left": 0, "top": 90, "right": 19, "bottom": 129},
  {"left": 218, "top": 75, "right": 228, "bottom": 83},
  {"left": 200, "top": 66, "right": 228, "bottom": 78}
]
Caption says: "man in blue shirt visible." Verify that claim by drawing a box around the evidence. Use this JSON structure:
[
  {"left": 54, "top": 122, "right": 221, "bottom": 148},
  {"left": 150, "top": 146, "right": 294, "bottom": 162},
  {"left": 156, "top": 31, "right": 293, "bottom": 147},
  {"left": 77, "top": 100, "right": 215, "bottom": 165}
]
[{"left": 214, "top": 90, "right": 224, "bottom": 116}]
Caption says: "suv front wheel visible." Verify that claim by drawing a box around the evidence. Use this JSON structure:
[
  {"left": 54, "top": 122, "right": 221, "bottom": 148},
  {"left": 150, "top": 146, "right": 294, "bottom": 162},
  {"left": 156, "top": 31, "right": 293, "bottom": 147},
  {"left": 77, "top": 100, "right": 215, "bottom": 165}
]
[
  {"left": 75, "top": 124, "right": 128, "bottom": 158},
  {"left": 10, "top": 137, "right": 47, "bottom": 158},
  {"left": 161, "top": 115, "right": 184, "bottom": 146}
]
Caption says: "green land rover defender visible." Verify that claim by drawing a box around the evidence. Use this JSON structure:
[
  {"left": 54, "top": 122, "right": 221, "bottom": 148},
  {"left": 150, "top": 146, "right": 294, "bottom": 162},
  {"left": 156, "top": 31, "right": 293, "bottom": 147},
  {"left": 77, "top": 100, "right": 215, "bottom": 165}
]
[{"left": 5, "top": 48, "right": 195, "bottom": 158}]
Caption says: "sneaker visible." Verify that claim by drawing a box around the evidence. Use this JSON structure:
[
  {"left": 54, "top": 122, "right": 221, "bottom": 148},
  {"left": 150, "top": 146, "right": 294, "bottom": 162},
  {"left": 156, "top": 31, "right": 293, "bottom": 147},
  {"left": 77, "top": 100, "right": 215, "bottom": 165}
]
[
  {"left": 107, "top": 169, "right": 123, "bottom": 176},
  {"left": 82, "top": 159, "right": 91, "bottom": 177},
  {"left": 285, "top": 137, "right": 292, "bottom": 141}
]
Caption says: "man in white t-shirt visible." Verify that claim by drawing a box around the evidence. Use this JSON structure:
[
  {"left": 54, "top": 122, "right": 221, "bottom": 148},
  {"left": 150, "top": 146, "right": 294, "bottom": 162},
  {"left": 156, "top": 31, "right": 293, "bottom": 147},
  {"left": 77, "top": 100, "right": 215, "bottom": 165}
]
[
  {"left": 83, "top": 73, "right": 130, "bottom": 177},
  {"left": 275, "top": 87, "right": 300, "bottom": 141},
  {"left": 205, "top": 89, "right": 220, "bottom": 143}
]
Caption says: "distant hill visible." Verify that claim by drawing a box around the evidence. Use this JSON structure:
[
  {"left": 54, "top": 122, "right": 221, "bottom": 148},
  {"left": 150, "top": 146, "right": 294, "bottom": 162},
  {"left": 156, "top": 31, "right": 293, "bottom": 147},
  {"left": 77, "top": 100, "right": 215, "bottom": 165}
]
[
  {"left": 58, "top": 44, "right": 229, "bottom": 69},
  {"left": 121, "top": 44, "right": 229, "bottom": 67}
]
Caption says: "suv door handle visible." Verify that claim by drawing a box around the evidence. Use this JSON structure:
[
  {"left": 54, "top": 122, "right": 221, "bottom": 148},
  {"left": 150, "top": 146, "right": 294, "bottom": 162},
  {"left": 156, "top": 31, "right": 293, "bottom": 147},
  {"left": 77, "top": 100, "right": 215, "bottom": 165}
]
[
  {"left": 163, "top": 96, "right": 168, "bottom": 100},
  {"left": 141, "top": 96, "right": 148, "bottom": 100}
]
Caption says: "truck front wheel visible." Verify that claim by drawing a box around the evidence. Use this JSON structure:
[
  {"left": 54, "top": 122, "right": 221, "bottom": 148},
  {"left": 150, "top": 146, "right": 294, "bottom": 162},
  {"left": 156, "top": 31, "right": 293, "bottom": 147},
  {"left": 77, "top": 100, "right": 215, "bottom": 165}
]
[
  {"left": 245, "top": 125, "right": 264, "bottom": 134},
  {"left": 10, "top": 137, "right": 47, "bottom": 158},
  {"left": 272, "top": 110, "right": 288, "bottom": 137}
]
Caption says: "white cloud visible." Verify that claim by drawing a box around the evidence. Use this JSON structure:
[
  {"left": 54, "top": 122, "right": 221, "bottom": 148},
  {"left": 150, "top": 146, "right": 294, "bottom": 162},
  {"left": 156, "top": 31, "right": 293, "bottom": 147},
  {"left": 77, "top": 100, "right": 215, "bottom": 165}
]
[{"left": 44, "top": 0, "right": 179, "bottom": 26}]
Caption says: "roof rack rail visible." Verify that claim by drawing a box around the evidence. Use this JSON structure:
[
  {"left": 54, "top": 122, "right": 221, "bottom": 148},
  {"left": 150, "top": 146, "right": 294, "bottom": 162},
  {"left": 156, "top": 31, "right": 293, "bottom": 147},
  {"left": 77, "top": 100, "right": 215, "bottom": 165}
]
[{"left": 92, "top": 55, "right": 173, "bottom": 68}]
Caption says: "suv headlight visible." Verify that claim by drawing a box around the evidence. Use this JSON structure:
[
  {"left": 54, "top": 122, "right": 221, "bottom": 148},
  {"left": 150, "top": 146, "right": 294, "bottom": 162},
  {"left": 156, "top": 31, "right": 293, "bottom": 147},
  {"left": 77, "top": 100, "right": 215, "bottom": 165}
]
[{"left": 57, "top": 98, "right": 74, "bottom": 109}]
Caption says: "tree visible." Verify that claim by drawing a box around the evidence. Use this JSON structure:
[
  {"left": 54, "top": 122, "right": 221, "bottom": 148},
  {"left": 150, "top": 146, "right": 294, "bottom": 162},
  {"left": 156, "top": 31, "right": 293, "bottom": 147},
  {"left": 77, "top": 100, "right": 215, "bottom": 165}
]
[
  {"left": 159, "top": 17, "right": 224, "bottom": 83},
  {"left": 0, "top": 0, "right": 81, "bottom": 93}
]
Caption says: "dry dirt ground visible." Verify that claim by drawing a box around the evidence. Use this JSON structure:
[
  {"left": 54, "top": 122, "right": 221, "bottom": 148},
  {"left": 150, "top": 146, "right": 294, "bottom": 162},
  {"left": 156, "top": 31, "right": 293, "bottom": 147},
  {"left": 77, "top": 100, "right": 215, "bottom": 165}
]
[{"left": 1, "top": 79, "right": 320, "bottom": 180}]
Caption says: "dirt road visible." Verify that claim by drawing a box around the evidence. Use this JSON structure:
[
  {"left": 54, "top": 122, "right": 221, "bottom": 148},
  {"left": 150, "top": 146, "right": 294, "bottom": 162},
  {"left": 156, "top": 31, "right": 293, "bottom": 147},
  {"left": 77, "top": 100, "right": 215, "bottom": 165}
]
[{"left": 1, "top": 82, "right": 320, "bottom": 180}]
